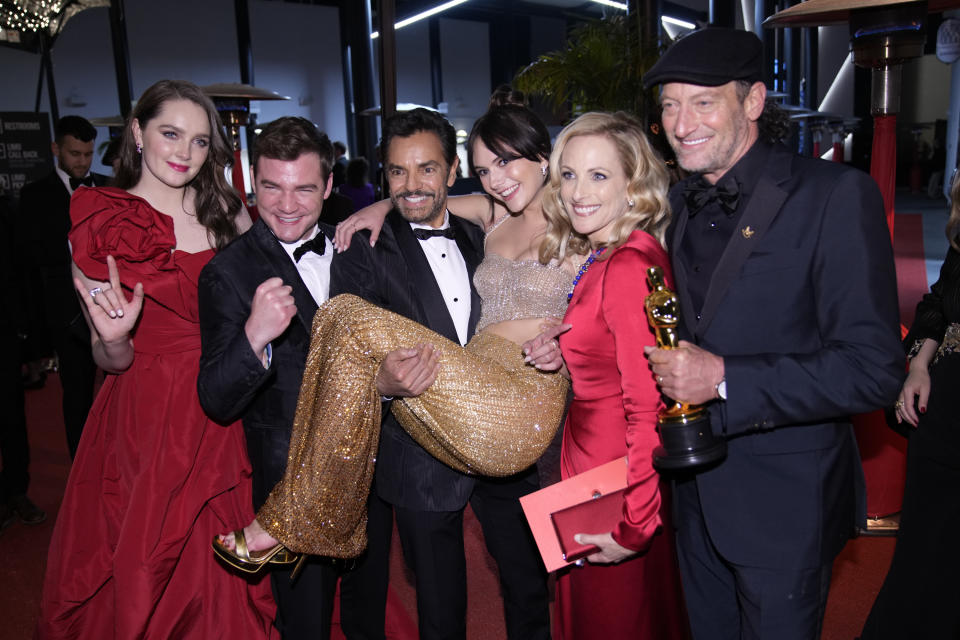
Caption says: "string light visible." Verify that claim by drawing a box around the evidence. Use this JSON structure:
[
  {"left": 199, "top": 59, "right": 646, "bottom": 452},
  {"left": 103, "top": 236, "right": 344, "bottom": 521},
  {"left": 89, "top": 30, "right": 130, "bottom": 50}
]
[{"left": 0, "top": 0, "right": 65, "bottom": 33}]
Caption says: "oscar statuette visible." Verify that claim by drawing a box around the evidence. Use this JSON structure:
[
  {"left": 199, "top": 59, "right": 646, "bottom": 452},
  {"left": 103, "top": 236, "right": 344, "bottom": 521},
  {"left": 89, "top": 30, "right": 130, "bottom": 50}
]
[{"left": 645, "top": 266, "right": 727, "bottom": 471}]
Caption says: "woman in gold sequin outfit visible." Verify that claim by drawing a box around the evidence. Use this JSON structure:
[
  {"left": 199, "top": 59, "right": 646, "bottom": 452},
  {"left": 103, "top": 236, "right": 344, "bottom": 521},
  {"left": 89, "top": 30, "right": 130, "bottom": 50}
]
[{"left": 214, "top": 97, "right": 582, "bottom": 566}]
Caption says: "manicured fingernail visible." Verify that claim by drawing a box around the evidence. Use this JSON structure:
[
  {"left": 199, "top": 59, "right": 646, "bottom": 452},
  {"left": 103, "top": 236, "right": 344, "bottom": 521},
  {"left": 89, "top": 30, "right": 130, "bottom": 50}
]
[
  {"left": 108, "top": 310, "right": 116, "bottom": 318},
  {"left": 116, "top": 309, "right": 124, "bottom": 317},
  {"left": 920, "top": 407, "right": 926, "bottom": 413}
]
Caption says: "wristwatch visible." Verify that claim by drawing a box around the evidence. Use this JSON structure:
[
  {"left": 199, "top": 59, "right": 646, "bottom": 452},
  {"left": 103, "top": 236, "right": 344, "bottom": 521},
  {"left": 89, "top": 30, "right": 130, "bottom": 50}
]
[{"left": 715, "top": 378, "right": 727, "bottom": 401}]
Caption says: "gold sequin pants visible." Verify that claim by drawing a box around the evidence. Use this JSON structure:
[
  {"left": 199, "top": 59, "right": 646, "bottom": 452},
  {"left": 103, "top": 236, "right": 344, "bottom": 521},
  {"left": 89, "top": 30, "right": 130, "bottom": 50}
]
[{"left": 257, "top": 294, "right": 568, "bottom": 558}]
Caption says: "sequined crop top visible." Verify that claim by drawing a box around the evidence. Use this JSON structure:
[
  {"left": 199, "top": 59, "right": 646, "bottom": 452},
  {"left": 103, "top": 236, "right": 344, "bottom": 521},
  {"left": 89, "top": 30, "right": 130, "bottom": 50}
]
[
  {"left": 474, "top": 254, "right": 571, "bottom": 331},
  {"left": 472, "top": 204, "right": 573, "bottom": 334}
]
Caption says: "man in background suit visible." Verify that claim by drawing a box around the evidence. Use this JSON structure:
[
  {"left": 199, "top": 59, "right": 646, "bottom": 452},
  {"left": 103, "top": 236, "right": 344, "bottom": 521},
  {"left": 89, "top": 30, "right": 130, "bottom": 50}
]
[
  {"left": 0, "top": 185, "right": 42, "bottom": 531},
  {"left": 643, "top": 28, "right": 904, "bottom": 639},
  {"left": 197, "top": 117, "right": 426, "bottom": 640},
  {"left": 333, "top": 108, "right": 550, "bottom": 640},
  {"left": 18, "top": 115, "right": 108, "bottom": 459}
]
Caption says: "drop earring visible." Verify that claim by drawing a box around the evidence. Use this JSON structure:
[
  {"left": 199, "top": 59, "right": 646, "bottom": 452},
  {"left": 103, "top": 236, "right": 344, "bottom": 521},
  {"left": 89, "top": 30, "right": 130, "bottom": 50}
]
[
  {"left": 628, "top": 199, "right": 635, "bottom": 208},
  {"left": 541, "top": 165, "right": 547, "bottom": 176},
  {"left": 136, "top": 142, "right": 142, "bottom": 154}
]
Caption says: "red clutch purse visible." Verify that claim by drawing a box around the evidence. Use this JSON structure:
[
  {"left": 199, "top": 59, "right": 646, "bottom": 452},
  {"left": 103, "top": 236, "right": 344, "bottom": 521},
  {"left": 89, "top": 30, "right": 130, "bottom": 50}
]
[
  {"left": 550, "top": 488, "right": 626, "bottom": 562},
  {"left": 519, "top": 456, "right": 628, "bottom": 572}
]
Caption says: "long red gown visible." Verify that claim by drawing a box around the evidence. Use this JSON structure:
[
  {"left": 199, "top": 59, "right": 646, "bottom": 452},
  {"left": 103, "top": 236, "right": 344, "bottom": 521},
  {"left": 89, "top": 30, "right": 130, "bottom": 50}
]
[
  {"left": 554, "top": 229, "right": 689, "bottom": 640},
  {"left": 36, "top": 188, "right": 277, "bottom": 639}
]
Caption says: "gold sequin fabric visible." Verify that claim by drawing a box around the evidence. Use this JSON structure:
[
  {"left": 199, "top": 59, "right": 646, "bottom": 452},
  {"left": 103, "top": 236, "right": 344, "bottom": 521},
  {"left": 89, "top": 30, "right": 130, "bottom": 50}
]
[
  {"left": 473, "top": 253, "right": 572, "bottom": 331},
  {"left": 257, "top": 294, "right": 569, "bottom": 558},
  {"left": 934, "top": 323, "right": 960, "bottom": 364}
]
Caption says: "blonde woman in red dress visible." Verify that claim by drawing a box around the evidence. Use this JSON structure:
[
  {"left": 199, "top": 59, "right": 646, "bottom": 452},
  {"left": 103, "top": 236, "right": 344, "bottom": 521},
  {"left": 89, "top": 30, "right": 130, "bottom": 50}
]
[{"left": 541, "top": 111, "right": 689, "bottom": 640}]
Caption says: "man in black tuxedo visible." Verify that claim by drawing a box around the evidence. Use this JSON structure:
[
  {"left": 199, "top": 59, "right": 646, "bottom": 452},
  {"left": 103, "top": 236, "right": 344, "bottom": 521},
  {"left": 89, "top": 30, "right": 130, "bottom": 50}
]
[
  {"left": 197, "top": 117, "right": 429, "bottom": 640},
  {"left": 332, "top": 108, "right": 550, "bottom": 640},
  {"left": 18, "top": 115, "right": 108, "bottom": 460},
  {"left": 644, "top": 29, "right": 904, "bottom": 639}
]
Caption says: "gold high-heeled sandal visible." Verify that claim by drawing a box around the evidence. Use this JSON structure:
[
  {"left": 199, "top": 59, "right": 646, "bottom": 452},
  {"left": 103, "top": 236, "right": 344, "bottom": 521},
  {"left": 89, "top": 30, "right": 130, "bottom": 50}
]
[{"left": 212, "top": 528, "right": 301, "bottom": 575}]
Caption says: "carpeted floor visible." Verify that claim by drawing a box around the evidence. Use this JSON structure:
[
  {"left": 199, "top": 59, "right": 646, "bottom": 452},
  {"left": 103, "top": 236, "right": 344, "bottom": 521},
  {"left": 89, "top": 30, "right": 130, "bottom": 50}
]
[{"left": 0, "top": 374, "right": 899, "bottom": 639}]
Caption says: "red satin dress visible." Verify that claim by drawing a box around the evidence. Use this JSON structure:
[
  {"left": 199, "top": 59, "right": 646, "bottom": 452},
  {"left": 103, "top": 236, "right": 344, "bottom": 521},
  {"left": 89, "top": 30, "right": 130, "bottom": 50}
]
[
  {"left": 37, "top": 188, "right": 277, "bottom": 639},
  {"left": 554, "top": 230, "right": 689, "bottom": 640}
]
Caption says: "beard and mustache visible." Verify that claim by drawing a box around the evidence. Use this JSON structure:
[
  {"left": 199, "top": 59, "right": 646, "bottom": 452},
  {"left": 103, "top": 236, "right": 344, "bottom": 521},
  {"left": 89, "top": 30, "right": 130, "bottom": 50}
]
[{"left": 390, "top": 187, "right": 448, "bottom": 225}]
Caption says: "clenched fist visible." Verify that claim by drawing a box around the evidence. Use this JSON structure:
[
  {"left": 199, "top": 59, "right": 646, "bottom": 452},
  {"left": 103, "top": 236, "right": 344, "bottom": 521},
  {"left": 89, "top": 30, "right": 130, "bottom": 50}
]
[{"left": 245, "top": 277, "right": 296, "bottom": 361}]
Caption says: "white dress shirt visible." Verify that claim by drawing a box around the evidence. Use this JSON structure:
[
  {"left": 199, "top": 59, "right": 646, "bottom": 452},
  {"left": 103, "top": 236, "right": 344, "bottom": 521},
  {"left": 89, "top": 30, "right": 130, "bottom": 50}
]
[
  {"left": 261, "top": 227, "right": 334, "bottom": 369},
  {"left": 279, "top": 226, "right": 334, "bottom": 306},
  {"left": 409, "top": 211, "right": 471, "bottom": 346}
]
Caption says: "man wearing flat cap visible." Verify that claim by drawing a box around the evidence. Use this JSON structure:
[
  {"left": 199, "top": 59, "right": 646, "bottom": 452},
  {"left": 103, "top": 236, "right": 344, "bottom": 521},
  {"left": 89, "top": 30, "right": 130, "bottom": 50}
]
[{"left": 644, "top": 27, "right": 903, "bottom": 639}]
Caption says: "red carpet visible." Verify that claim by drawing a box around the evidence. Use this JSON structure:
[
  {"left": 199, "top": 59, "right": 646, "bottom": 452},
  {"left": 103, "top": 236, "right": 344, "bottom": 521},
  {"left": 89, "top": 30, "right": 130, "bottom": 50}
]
[
  {"left": 893, "top": 212, "right": 929, "bottom": 327},
  {"left": 2, "top": 374, "right": 895, "bottom": 639}
]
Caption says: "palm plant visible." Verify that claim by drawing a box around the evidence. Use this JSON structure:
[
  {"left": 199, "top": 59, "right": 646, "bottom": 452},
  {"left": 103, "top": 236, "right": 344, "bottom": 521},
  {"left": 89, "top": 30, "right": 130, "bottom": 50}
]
[{"left": 513, "top": 14, "right": 663, "bottom": 121}]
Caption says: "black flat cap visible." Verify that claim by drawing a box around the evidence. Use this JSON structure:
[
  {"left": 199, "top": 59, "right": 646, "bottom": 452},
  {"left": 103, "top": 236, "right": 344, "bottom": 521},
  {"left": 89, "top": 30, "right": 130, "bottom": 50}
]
[{"left": 643, "top": 28, "right": 764, "bottom": 89}]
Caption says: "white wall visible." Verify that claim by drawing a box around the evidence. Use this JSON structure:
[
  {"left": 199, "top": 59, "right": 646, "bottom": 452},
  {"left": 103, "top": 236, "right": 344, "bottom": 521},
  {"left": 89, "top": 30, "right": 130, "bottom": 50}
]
[{"left": 901, "top": 54, "right": 953, "bottom": 123}]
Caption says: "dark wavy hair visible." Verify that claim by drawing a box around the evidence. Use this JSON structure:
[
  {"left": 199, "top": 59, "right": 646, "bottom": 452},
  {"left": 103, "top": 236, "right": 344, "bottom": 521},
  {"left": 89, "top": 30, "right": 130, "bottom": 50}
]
[
  {"left": 114, "top": 79, "right": 242, "bottom": 250},
  {"left": 380, "top": 108, "right": 457, "bottom": 169},
  {"left": 466, "top": 103, "right": 551, "bottom": 177},
  {"left": 734, "top": 80, "right": 791, "bottom": 144}
]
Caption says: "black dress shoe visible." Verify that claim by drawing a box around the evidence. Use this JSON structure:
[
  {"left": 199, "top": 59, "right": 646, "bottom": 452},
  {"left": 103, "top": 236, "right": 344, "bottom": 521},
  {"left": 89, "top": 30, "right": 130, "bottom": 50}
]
[
  {"left": 9, "top": 495, "right": 46, "bottom": 525},
  {"left": 0, "top": 503, "right": 15, "bottom": 534}
]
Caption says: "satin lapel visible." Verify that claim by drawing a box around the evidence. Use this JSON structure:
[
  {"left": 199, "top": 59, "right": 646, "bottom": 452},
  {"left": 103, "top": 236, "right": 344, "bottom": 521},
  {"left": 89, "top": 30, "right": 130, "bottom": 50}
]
[
  {"left": 249, "top": 220, "right": 318, "bottom": 332},
  {"left": 390, "top": 214, "right": 461, "bottom": 342},
  {"left": 695, "top": 170, "right": 788, "bottom": 335},
  {"left": 667, "top": 197, "right": 698, "bottom": 339},
  {"left": 49, "top": 172, "right": 70, "bottom": 208},
  {"left": 449, "top": 215, "right": 483, "bottom": 338}
]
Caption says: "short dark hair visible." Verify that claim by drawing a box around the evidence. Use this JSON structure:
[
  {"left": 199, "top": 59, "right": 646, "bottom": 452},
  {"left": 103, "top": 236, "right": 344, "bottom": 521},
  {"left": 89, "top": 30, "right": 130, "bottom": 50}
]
[
  {"left": 467, "top": 104, "right": 550, "bottom": 176},
  {"left": 55, "top": 115, "right": 96, "bottom": 144},
  {"left": 380, "top": 108, "right": 457, "bottom": 169},
  {"left": 333, "top": 140, "right": 347, "bottom": 155},
  {"left": 253, "top": 117, "right": 334, "bottom": 182}
]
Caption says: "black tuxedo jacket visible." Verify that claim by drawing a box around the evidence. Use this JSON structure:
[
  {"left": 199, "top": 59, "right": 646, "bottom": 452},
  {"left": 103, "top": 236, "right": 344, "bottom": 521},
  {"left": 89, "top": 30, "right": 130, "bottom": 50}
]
[
  {"left": 330, "top": 210, "right": 490, "bottom": 512},
  {"left": 197, "top": 219, "right": 334, "bottom": 508},
  {"left": 18, "top": 170, "right": 108, "bottom": 329},
  {"left": 667, "top": 141, "right": 904, "bottom": 570}
]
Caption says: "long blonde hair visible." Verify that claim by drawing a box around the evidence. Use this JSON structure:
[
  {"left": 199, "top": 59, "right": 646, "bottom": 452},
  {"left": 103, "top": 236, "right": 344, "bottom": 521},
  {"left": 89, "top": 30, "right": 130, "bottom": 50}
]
[
  {"left": 539, "top": 111, "right": 671, "bottom": 263},
  {"left": 947, "top": 170, "right": 960, "bottom": 251}
]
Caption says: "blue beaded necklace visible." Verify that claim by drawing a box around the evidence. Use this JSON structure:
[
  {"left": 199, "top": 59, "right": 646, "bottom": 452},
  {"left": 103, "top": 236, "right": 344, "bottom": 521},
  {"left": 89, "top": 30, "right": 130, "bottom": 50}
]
[{"left": 568, "top": 247, "right": 607, "bottom": 301}]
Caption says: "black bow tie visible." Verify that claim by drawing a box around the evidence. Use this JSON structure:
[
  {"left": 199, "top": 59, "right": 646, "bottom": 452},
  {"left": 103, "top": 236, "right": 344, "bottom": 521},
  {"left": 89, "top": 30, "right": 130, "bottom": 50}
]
[
  {"left": 293, "top": 236, "right": 326, "bottom": 262},
  {"left": 683, "top": 178, "right": 741, "bottom": 216},
  {"left": 412, "top": 227, "right": 456, "bottom": 241},
  {"left": 69, "top": 176, "right": 94, "bottom": 190}
]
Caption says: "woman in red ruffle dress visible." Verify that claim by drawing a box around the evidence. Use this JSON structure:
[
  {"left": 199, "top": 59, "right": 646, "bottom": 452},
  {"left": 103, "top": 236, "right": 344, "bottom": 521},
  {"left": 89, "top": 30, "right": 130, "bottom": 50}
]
[{"left": 36, "top": 80, "right": 276, "bottom": 639}]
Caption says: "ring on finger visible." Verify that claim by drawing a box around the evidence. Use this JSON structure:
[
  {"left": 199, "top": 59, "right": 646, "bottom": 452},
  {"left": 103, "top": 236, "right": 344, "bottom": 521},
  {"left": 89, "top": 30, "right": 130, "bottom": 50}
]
[
  {"left": 894, "top": 400, "right": 904, "bottom": 409},
  {"left": 89, "top": 287, "right": 103, "bottom": 298}
]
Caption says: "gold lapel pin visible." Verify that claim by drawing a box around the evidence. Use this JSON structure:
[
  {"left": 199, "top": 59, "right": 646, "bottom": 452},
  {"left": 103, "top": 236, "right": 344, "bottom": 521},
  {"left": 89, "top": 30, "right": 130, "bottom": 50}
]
[{"left": 741, "top": 226, "right": 755, "bottom": 239}]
